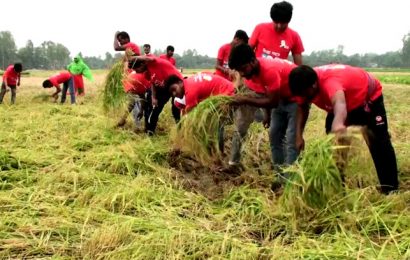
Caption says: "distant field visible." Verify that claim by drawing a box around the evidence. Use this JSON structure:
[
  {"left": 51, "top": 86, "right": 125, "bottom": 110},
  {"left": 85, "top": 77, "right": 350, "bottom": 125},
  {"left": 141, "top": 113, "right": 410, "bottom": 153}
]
[{"left": 0, "top": 69, "right": 409, "bottom": 259}]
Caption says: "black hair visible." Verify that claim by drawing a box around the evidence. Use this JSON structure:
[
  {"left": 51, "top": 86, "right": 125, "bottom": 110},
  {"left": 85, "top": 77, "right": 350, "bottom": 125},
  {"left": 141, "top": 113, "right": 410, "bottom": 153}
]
[
  {"left": 14, "top": 63, "right": 23, "bottom": 72},
  {"left": 166, "top": 45, "right": 175, "bottom": 52},
  {"left": 234, "top": 30, "right": 249, "bottom": 43},
  {"left": 270, "top": 1, "right": 293, "bottom": 23},
  {"left": 42, "top": 79, "right": 53, "bottom": 88},
  {"left": 164, "top": 75, "right": 182, "bottom": 92},
  {"left": 228, "top": 43, "right": 256, "bottom": 70},
  {"left": 288, "top": 65, "right": 318, "bottom": 96},
  {"left": 128, "top": 59, "right": 145, "bottom": 70},
  {"left": 117, "top": 31, "right": 130, "bottom": 40},
  {"left": 143, "top": 44, "right": 151, "bottom": 48}
]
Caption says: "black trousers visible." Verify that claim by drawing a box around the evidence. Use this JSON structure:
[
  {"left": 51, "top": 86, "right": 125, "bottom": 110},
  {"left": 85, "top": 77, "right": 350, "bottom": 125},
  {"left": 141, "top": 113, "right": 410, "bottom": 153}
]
[
  {"left": 144, "top": 88, "right": 180, "bottom": 133},
  {"left": 325, "top": 95, "right": 399, "bottom": 194}
]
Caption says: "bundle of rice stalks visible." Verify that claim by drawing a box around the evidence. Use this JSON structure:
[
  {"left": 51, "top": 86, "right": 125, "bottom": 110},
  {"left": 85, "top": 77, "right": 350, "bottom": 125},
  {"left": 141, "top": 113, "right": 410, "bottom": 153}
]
[
  {"left": 281, "top": 136, "right": 345, "bottom": 216},
  {"left": 102, "top": 59, "right": 127, "bottom": 114},
  {"left": 171, "top": 95, "right": 233, "bottom": 166}
]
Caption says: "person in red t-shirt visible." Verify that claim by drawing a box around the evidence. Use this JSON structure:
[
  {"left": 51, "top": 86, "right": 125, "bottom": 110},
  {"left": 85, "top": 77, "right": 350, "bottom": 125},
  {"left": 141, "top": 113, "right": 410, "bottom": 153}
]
[
  {"left": 0, "top": 63, "right": 22, "bottom": 104},
  {"left": 249, "top": 1, "right": 304, "bottom": 65},
  {"left": 289, "top": 64, "right": 399, "bottom": 194},
  {"left": 143, "top": 44, "right": 154, "bottom": 56},
  {"left": 165, "top": 72, "right": 235, "bottom": 152},
  {"left": 249, "top": 1, "right": 304, "bottom": 186},
  {"left": 228, "top": 44, "right": 299, "bottom": 184},
  {"left": 159, "top": 45, "right": 176, "bottom": 66},
  {"left": 128, "top": 55, "right": 183, "bottom": 135},
  {"left": 42, "top": 71, "right": 75, "bottom": 104},
  {"left": 159, "top": 45, "right": 180, "bottom": 122},
  {"left": 215, "top": 30, "right": 249, "bottom": 81},
  {"left": 114, "top": 31, "right": 141, "bottom": 56},
  {"left": 117, "top": 71, "right": 151, "bottom": 128}
]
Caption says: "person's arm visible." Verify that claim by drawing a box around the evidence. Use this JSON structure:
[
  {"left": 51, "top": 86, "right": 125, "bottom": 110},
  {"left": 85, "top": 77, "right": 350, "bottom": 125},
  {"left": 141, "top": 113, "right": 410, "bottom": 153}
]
[
  {"left": 263, "top": 108, "right": 271, "bottom": 128},
  {"left": 215, "top": 59, "right": 229, "bottom": 75},
  {"left": 331, "top": 90, "right": 347, "bottom": 133},
  {"left": 296, "top": 103, "right": 310, "bottom": 152},
  {"left": 232, "top": 86, "right": 279, "bottom": 108},
  {"left": 17, "top": 73, "right": 21, "bottom": 86},
  {"left": 151, "top": 84, "right": 158, "bottom": 107},
  {"left": 52, "top": 85, "right": 61, "bottom": 100},
  {"left": 292, "top": 54, "right": 303, "bottom": 65},
  {"left": 128, "top": 55, "right": 156, "bottom": 63},
  {"left": 113, "top": 31, "right": 126, "bottom": 51}
]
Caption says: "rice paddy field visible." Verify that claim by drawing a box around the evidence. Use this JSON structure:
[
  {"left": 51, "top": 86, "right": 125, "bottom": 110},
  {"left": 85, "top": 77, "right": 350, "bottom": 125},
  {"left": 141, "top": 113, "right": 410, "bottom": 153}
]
[{"left": 0, "top": 68, "right": 409, "bottom": 259}]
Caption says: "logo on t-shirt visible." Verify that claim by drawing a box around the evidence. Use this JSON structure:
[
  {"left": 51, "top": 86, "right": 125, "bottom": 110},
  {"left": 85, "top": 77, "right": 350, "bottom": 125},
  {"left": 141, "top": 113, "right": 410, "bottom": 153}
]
[{"left": 280, "top": 40, "right": 289, "bottom": 49}]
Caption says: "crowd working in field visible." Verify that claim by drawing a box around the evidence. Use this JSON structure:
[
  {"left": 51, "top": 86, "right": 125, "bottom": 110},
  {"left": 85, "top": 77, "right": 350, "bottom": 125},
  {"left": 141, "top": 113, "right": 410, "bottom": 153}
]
[{"left": 1, "top": 1, "right": 399, "bottom": 195}]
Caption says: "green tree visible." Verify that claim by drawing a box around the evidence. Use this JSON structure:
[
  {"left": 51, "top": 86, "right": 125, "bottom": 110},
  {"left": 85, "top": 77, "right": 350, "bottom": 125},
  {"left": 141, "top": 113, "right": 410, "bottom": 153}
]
[
  {"left": 17, "top": 40, "right": 35, "bottom": 69},
  {"left": 402, "top": 33, "right": 410, "bottom": 67},
  {"left": 0, "top": 31, "right": 18, "bottom": 70}
]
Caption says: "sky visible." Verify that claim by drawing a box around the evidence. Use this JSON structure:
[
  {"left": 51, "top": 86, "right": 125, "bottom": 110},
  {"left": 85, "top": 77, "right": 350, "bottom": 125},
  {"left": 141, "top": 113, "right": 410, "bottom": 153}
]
[{"left": 1, "top": 0, "right": 409, "bottom": 58}]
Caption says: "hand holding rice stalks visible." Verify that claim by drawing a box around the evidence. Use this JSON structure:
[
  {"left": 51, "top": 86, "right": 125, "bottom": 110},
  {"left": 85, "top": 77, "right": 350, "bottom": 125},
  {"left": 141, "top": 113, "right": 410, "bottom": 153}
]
[{"left": 171, "top": 95, "right": 233, "bottom": 166}]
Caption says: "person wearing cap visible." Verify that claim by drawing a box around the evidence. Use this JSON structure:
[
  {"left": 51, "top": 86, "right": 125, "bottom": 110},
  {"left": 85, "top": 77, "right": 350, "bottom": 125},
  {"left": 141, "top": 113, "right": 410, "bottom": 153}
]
[
  {"left": 288, "top": 64, "right": 399, "bottom": 194},
  {"left": 215, "top": 29, "right": 249, "bottom": 81}
]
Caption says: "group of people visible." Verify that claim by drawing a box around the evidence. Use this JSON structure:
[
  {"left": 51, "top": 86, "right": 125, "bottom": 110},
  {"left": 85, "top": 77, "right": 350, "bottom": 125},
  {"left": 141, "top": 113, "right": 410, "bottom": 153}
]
[
  {"left": 113, "top": 1, "right": 399, "bottom": 194},
  {"left": 1, "top": 56, "right": 92, "bottom": 105},
  {"left": 0, "top": 1, "right": 399, "bottom": 194},
  {"left": 42, "top": 56, "right": 93, "bottom": 104}
]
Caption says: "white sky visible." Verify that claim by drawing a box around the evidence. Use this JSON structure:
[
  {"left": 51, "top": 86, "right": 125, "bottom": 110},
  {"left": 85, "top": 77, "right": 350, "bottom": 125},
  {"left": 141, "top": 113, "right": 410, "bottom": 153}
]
[{"left": 1, "top": 0, "right": 409, "bottom": 58}]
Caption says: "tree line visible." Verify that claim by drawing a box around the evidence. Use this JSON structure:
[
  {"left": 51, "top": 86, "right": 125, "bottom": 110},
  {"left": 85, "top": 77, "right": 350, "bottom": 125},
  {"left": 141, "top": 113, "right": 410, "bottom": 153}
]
[{"left": 0, "top": 31, "right": 409, "bottom": 70}]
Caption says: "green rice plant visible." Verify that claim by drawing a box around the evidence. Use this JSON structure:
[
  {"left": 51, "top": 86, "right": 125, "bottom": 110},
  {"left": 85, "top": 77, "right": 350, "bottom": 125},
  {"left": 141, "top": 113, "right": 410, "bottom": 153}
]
[
  {"left": 281, "top": 135, "right": 345, "bottom": 216},
  {"left": 102, "top": 59, "right": 127, "bottom": 115},
  {"left": 171, "top": 95, "right": 233, "bottom": 165}
]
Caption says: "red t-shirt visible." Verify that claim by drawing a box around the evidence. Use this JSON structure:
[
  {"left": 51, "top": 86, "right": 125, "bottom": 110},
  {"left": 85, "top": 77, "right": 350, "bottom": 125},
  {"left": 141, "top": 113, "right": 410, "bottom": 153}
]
[
  {"left": 2, "top": 65, "right": 20, "bottom": 86},
  {"left": 49, "top": 71, "right": 72, "bottom": 87},
  {"left": 123, "top": 72, "right": 151, "bottom": 95},
  {"left": 159, "top": 54, "right": 176, "bottom": 66},
  {"left": 215, "top": 43, "right": 231, "bottom": 80},
  {"left": 183, "top": 72, "right": 234, "bottom": 111},
  {"left": 244, "top": 58, "right": 296, "bottom": 99},
  {"left": 123, "top": 42, "right": 141, "bottom": 56},
  {"left": 312, "top": 64, "right": 382, "bottom": 112},
  {"left": 146, "top": 57, "right": 182, "bottom": 87},
  {"left": 249, "top": 22, "right": 304, "bottom": 60}
]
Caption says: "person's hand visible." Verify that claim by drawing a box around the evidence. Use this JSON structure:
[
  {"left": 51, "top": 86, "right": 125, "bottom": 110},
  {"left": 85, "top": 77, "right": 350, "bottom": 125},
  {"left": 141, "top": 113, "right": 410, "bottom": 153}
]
[
  {"left": 331, "top": 121, "right": 347, "bottom": 134},
  {"left": 296, "top": 135, "right": 305, "bottom": 152},
  {"left": 230, "top": 95, "right": 246, "bottom": 106},
  {"left": 152, "top": 97, "right": 158, "bottom": 107},
  {"left": 17, "top": 82, "right": 20, "bottom": 87},
  {"left": 263, "top": 113, "right": 270, "bottom": 128},
  {"left": 136, "top": 110, "right": 144, "bottom": 120}
]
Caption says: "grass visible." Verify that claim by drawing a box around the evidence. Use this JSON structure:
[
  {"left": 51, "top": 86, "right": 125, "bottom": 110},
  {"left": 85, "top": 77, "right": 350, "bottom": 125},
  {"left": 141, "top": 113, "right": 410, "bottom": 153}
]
[{"left": 0, "top": 69, "right": 409, "bottom": 259}]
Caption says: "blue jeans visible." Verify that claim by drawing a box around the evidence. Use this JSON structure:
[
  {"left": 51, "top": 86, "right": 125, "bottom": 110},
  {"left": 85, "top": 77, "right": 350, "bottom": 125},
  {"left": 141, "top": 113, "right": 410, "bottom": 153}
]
[
  {"left": 269, "top": 101, "right": 298, "bottom": 170},
  {"left": 60, "top": 77, "right": 76, "bottom": 104}
]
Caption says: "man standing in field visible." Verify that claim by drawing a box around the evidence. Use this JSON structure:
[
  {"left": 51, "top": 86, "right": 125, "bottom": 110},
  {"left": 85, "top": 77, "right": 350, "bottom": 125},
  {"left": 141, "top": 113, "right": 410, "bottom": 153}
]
[
  {"left": 228, "top": 43, "right": 298, "bottom": 187},
  {"left": 0, "top": 63, "right": 22, "bottom": 105},
  {"left": 215, "top": 30, "right": 249, "bottom": 81},
  {"left": 42, "top": 71, "right": 76, "bottom": 104},
  {"left": 143, "top": 44, "right": 154, "bottom": 56},
  {"left": 159, "top": 45, "right": 176, "bottom": 66},
  {"left": 114, "top": 31, "right": 141, "bottom": 56},
  {"left": 128, "top": 55, "right": 183, "bottom": 135},
  {"left": 288, "top": 64, "right": 399, "bottom": 194},
  {"left": 234, "top": 1, "right": 304, "bottom": 179}
]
